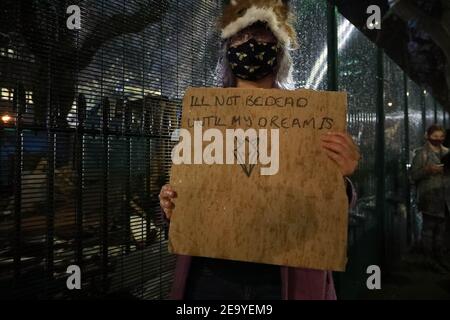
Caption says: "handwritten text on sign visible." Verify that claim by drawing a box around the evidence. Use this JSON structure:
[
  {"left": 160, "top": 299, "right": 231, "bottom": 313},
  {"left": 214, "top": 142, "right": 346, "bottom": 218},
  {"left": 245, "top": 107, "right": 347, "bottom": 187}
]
[{"left": 169, "top": 87, "right": 349, "bottom": 272}]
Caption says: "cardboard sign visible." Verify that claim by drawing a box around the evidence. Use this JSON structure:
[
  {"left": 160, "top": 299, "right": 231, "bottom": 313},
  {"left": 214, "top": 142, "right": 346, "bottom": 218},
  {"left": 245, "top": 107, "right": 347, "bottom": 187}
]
[{"left": 168, "top": 87, "right": 349, "bottom": 271}]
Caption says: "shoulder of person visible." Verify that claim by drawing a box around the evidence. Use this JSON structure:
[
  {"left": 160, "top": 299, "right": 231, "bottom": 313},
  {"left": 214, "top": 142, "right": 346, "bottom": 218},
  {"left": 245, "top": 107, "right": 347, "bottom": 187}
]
[
  {"left": 412, "top": 146, "right": 425, "bottom": 156},
  {"left": 443, "top": 146, "right": 449, "bottom": 154}
]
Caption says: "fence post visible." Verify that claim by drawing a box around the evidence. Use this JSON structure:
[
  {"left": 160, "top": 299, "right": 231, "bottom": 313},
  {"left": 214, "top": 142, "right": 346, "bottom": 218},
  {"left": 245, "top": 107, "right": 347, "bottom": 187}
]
[
  {"left": 327, "top": 1, "right": 341, "bottom": 296},
  {"left": 375, "top": 48, "right": 386, "bottom": 270},
  {"left": 403, "top": 73, "right": 412, "bottom": 246}
]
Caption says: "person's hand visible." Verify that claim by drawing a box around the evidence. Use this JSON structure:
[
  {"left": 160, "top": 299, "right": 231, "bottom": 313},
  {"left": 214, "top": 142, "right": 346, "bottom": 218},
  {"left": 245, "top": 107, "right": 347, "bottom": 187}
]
[
  {"left": 159, "top": 184, "right": 177, "bottom": 219},
  {"left": 320, "top": 132, "right": 360, "bottom": 177},
  {"left": 424, "top": 164, "right": 444, "bottom": 175}
]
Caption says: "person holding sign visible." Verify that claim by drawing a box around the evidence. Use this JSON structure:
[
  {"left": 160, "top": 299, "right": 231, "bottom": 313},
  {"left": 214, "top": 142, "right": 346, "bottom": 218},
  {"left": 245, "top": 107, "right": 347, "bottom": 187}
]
[{"left": 159, "top": 0, "right": 360, "bottom": 300}]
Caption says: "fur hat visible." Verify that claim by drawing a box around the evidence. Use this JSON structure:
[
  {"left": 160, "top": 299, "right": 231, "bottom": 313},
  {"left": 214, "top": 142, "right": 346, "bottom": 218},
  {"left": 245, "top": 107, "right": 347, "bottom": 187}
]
[{"left": 219, "top": 0, "right": 299, "bottom": 50}]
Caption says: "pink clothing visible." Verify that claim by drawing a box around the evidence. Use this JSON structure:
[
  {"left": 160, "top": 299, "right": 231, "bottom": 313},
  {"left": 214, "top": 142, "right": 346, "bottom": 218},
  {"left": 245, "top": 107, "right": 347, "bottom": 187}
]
[
  {"left": 167, "top": 177, "right": 356, "bottom": 300},
  {"left": 170, "top": 255, "right": 337, "bottom": 300}
]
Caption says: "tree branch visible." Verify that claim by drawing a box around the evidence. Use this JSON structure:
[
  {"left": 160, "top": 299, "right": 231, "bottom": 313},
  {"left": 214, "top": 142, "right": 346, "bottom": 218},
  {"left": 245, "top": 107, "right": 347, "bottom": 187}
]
[
  {"left": 392, "top": 0, "right": 450, "bottom": 59},
  {"left": 78, "top": 0, "right": 168, "bottom": 70}
]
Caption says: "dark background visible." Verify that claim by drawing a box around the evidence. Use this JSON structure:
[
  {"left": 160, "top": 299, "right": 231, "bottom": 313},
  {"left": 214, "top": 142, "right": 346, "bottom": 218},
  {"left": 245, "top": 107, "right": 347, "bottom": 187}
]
[{"left": 0, "top": 0, "right": 449, "bottom": 299}]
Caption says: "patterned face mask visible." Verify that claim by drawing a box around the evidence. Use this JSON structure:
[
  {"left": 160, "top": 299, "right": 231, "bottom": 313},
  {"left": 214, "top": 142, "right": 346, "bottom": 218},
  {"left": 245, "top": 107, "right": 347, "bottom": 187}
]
[{"left": 227, "top": 39, "right": 279, "bottom": 81}]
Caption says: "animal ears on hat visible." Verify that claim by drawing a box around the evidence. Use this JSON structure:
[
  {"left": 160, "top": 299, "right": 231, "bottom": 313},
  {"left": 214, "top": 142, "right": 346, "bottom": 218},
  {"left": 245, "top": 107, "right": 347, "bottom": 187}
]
[{"left": 219, "top": 0, "right": 299, "bottom": 50}]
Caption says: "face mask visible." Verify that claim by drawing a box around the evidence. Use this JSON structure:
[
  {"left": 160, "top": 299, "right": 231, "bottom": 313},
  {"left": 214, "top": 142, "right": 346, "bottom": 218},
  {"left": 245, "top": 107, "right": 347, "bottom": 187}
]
[
  {"left": 227, "top": 39, "right": 279, "bottom": 81},
  {"left": 429, "top": 138, "right": 444, "bottom": 147}
]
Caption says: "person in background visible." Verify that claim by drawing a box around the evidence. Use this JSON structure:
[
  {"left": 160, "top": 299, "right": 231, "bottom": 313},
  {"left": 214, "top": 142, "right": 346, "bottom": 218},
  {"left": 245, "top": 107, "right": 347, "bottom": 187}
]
[{"left": 411, "top": 124, "right": 450, "bottom": 272}]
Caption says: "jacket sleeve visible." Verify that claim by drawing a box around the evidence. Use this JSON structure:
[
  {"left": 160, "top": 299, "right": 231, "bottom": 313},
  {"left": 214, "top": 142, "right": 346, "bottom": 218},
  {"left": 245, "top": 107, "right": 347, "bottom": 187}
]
[
  {"left": 158, "top": 207, "right": 171, "bottom": 240},
  {"left": 411, "top": 149, "right": 428, "bottom": 182},
  {"left": 159, "top": 206, "right": 170, "bottom": 225},
  {"left": 345, "top": 177, "right": 357, "bottom": 209}
]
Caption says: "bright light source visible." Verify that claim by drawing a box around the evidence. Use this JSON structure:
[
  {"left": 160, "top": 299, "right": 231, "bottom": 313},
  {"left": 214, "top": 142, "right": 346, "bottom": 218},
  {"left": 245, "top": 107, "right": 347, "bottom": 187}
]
[
  {"left": 2, "top": 114, "right": 12, "bottom": 123},
  {"left": 423, "top": 90, "right": 427, "bottom": 95},
  {"left": 387, "top": 102, "right": 393, "bottom": 107},
  {"left": 1, "top": 88, "right": 9, "bottom": 100},
  {"left": 406, "top": 92, "right": 410, "bottom": 97},
  {"left": 26, "top": 91, "right": 34, "bottom": 104},
  {"left": 306, "top": 19, "right": 356, "bottom": 89}
]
